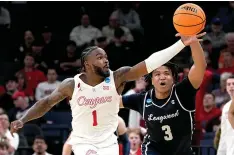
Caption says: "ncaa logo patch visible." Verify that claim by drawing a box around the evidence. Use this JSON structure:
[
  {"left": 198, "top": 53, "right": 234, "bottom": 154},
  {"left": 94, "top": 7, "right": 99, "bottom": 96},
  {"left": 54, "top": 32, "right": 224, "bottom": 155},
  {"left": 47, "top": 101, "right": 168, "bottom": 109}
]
[
  {"left": 146, "top": 98, "right": 152, "bottom": 103},
  {"left": 105, "top": 77, "right": 110, "bottom": 83}
]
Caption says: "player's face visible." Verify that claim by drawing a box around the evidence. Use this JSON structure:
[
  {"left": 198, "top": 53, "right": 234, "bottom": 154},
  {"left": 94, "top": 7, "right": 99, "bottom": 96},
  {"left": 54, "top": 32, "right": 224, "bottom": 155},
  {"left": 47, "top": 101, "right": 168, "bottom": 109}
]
[
  {"left": 128, "top": 132, "right": 141, "bottom": 149},
  {"left": 86, "top": 48, "right": 110, "bottom": 78},
  {"left": 226, "top": 78, "right": 234, "bottom": 96},
  {"left": 151, "top": 66, "right": 174, "bottom": 93}
]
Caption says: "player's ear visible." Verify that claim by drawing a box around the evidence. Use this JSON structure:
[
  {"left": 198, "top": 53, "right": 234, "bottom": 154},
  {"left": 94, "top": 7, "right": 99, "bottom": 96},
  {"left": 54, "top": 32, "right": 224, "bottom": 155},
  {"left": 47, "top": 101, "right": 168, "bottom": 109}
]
[{"left": 84, "top": 61, "right": 89, "bottom": 69}]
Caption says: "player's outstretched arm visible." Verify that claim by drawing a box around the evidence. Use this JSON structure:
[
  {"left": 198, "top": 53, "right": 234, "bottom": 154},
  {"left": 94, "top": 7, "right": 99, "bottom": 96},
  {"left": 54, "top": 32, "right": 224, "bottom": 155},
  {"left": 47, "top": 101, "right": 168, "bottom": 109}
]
[
  {"left": 114, "top": 33, "right": 206, "bottom": 83},
  {"left": 10, "top": 78, "right": 74, "bottom": 135},
  {"left": 185, "top": 34, "right": 207, "bottom": 89}
]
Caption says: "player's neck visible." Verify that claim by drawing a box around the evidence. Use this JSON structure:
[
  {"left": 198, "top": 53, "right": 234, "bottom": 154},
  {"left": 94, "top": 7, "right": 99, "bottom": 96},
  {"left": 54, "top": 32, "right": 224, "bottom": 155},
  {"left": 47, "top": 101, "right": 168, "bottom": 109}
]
[
  {"left": 155, "top": 91, "right": 170, "bottom": 99},
  {"left": 85, "top": 72, "right": 104, "bottom": 86}
]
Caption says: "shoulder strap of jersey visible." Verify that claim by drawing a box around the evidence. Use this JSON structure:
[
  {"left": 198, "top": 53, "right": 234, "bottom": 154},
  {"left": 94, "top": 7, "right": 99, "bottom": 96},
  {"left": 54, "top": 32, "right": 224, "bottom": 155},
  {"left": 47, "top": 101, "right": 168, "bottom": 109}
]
[
  {"left": 142, "top": 90, "right": 149, "bottom": 119},
  {"left": 107, "top": 70, "right": 116, "bottom": 86}
]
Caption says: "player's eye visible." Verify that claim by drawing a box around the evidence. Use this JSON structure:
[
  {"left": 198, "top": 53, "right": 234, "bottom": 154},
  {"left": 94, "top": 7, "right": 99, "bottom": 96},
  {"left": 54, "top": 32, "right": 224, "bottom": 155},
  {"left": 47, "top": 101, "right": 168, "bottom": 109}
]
[{"left": 97, "top": 57, "right": 102, "bottom": 60}]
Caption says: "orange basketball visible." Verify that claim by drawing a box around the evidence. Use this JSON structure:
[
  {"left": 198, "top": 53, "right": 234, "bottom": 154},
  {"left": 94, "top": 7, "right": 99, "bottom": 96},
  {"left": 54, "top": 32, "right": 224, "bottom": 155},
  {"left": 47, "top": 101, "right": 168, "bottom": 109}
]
[{"left": 173, "top": 3, "right": 206, "bottom": 36}]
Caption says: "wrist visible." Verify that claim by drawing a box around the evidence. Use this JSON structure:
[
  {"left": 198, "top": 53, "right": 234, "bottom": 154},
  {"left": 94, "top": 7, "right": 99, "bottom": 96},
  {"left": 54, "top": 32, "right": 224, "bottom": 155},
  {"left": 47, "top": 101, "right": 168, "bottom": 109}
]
[
  {"left": 19, "top": 118, "right": 25, "bottom": 124},
  {"left": 178, "top": 39, "right": 186, "bottom": 47}
]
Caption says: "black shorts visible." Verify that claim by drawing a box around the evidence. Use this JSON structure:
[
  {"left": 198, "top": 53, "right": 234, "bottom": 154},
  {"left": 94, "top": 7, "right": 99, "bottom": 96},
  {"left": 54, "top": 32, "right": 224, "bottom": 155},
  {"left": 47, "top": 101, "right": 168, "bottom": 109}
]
[{"left": 141, "top": 138, "right": 194, "bottom": 155}]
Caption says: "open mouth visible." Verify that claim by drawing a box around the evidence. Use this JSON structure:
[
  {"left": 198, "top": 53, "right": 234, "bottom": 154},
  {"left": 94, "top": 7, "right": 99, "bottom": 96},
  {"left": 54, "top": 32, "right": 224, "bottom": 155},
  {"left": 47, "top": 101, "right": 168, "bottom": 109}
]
[{"left": 160, "top": 82, "right": 166, "bottom": 86}]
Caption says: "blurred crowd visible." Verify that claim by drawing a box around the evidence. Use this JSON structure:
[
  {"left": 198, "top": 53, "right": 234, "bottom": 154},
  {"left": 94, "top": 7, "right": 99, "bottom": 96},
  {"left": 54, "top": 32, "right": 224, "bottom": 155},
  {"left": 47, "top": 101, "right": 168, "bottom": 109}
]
[{"left": 0, "top": 1, "right": 234, "bottom": 155}]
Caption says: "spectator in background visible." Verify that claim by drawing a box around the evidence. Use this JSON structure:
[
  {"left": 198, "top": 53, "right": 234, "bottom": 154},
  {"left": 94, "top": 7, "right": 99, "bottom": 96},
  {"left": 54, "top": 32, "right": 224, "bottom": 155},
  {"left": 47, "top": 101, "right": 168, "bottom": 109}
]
[
  {"left": 218, "top": 50, "right": 234, "bottom": 74},
  {"left": 32, "top": 136, "right": 52, "bottom": 155},
  {"left": 15, "top": 72, "right": 34, "bottom": 101},
  {"left": 212, "top": 72, "right": 232, "bottom": 108},
  {"left": 8, "top": 91, "right": 31, "bottom": 123},
  {"left": 111, "top": 3, "right": 142, "bottom": 32},
  {"left": 0, "top": 113, "right": 19, "bottom": 155},
  {"left": 107, "top": 28, "right": 132, "bottom": 70},
  {"left": 31, "top": 39, "right": 48, "bottom": 72},
  {"left": 95, "top": 36, "right": 108, "bottom": 50},
  {"left": 218, "top": 32, "right": 234, "bottom": 68},
  {"left": 41, "top": 26, "right": 60, "bottom": 69},
  {"left": 202, "top": 39, "right": 221, "bottom": 70},
  {"left": 198, "top": 93, "right": 221, "bottom": 133},
  {"left": 102, "top": 14, "right": 133, "bottom": 44},
  {"left": 127, "top": 128, "right": 142, "bottom": 155},
  {"left": 124, "top": 76, "right": 147, "bottom": 128},
  {"left": 69, "top": 14, "right": 102, "bottom": 49},
  {"left": 203, "top": 18, "right": 226, "bottom": 49},
  {"left": 35, "top": 68, "right": 60, "bottom": 101},
  {"left": 0, "top": 76, "right": 19, "bottom": 111},
  {"left": 16, "top": 53, "right": 47, "bottom": 93},
  {"left": 59, "top": 41, "right": 81, "bottom": 76},
  {"left": 194, "top": 70, "right": 213, "bottom": 145},
  {"left": 215, "top": 1, "right": 234, "bottom": 32},
  {"left": 14, "top": 30, "right": 34, "bottom": 63}
]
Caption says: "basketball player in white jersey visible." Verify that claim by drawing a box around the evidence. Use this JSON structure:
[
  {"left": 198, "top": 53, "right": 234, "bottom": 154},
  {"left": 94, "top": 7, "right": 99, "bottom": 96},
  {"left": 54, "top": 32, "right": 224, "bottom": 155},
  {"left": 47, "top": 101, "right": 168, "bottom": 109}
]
[
  {"left": 62, "top": 116, "right": 129, "bottom": 155},
  {"left": 218, "top": 75, "right": 234, "bottom": 155},
  {"left": 10, "top": 32, "right": 205, "bottom": 155}
]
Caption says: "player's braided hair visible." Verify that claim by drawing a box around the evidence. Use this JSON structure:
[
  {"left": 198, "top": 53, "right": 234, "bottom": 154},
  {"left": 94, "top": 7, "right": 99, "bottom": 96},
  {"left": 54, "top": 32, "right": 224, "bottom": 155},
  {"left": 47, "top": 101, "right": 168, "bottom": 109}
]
[{"left": 80, "top": 46, "right": 99, "bottom": 72}]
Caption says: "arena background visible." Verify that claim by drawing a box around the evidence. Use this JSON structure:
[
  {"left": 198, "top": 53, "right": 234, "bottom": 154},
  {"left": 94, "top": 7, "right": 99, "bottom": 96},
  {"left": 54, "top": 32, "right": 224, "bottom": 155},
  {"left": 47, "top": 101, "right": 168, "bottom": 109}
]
[{"left": 0, "top": 1, "right": 231, "bottom": 155}]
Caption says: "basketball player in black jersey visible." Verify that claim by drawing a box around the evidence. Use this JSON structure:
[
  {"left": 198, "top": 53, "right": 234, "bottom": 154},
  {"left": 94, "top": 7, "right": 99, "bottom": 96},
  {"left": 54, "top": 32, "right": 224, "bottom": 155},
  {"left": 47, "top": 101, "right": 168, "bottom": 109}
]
[{"left": 120, "top": 39, "right": 206, "bottom": 155}]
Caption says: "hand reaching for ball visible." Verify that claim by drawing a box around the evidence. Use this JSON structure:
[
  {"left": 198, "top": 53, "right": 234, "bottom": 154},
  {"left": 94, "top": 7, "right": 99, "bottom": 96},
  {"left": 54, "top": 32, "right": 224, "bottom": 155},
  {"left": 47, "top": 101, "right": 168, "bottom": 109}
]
[{"left": 176, "top": 32, "right": 206, "bottom": 46}]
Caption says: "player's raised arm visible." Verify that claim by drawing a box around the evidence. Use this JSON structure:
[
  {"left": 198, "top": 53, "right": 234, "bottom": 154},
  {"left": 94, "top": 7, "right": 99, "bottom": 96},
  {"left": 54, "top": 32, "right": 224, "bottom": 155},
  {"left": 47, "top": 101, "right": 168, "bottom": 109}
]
[
  {"left": 184, "top": 34, "right": 207, "bottom": 89},
  {"left": 10, "top": 78, "right": 74, "bottom": 134},
  {"left": 114, "top": 33, "right": 206, "bottom": 83}
]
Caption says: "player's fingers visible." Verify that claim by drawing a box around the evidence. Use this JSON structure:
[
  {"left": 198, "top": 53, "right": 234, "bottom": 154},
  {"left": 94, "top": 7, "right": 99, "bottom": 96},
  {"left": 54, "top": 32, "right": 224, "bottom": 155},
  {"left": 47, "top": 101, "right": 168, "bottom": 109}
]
[
  {"left": 196, "top": 32, "right": 206, "bottom": 38},
  {"left": 175, "top": 33, "right": 181, "bottom": 37},
  {"left": 198, "top": 39, "right": 203, "bottom": 42}
]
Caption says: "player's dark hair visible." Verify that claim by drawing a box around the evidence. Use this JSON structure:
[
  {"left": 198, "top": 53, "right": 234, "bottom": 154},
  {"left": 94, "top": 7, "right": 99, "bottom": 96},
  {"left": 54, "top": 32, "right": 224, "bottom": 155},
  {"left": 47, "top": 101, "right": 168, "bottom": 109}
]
[
  {"left": 80, "top": 46, "right": 99, "bottom": 71},
  {"left": 25, "top": 52, "right": 35, "bottom": 59},
  {"left": 228, "top": 75, "right": 234, "bottom": 79},
  {"left": 204, "top": 92, "right": 215, "bottom": 100},
  {"left": 46, "top": 67, "right": 57, "bottom": 74},
  {"left": 145, "top": 61, "right": 179, "bottom": 83},
  {"left": 34, "top": 135, "right": 45, "bottom": 141}
]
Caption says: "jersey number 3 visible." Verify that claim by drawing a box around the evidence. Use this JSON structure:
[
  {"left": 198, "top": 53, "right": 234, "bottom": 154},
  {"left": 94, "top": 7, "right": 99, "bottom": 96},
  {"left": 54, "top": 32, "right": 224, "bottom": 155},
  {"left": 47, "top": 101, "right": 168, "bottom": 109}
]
[
  {"left": 162, "top": 125, "right": 173, "bottom": 141},
  {"left": 92, "top": 110, "right": 98, "bottom": 126}
]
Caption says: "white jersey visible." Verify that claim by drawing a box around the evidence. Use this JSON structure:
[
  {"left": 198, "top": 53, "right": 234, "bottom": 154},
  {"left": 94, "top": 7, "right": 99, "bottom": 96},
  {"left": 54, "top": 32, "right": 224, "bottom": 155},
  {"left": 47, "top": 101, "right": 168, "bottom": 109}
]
[
  {"left": 217, "top": 100, "right": 234, "bottom": 155},
  {"left": 69, "top": 71, "right": 120, "bottom": 148}
]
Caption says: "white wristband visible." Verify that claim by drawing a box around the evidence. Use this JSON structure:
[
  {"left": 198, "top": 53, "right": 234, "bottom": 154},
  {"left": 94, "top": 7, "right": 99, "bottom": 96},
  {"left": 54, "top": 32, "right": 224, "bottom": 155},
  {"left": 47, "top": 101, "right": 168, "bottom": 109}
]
[{"left": 145, "top": 40, "right": 185, "bottom": 73}]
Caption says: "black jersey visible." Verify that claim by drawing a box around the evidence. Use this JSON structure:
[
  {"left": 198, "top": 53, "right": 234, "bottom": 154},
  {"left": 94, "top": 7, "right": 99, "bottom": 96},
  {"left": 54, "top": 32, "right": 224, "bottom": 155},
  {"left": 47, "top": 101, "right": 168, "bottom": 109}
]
[{"left": 122, "top": 77, "right": 198, "bottom": 155}]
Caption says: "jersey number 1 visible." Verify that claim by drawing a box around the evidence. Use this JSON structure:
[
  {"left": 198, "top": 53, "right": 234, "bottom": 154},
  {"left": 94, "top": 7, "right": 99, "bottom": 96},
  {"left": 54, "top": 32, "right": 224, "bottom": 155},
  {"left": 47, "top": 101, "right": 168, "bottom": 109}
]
[
  {"left": 92, "top": 110, "right": 98, "bottom": 126},
  {"left": 162, "top": 125, "right": 173, "bottom": 141}
]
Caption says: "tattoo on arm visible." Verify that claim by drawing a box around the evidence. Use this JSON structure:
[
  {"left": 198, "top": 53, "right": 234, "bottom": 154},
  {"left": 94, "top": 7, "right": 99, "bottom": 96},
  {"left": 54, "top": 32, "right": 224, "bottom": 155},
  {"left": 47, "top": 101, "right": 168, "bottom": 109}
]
[
  {"left": 20, "top": 78, "right": 74, "bottom": 124},
  {"left": 114, "top": 61, "right": 148, "bottom": 84}
]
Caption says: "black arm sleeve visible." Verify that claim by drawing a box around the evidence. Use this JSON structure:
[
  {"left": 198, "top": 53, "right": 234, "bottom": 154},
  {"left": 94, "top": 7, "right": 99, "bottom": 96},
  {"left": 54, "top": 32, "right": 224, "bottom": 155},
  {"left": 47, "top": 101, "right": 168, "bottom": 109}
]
[
  {"left": 175, "top": 77, "right": 198, "bottom": 111},
  {"left": 122, "top": 92, "right": 146, "bottom": 115}
]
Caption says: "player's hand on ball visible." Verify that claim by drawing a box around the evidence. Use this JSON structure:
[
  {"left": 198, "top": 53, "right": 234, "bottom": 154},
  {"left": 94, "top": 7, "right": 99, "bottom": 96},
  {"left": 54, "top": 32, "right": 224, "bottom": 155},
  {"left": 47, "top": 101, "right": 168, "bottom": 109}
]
[
  {"left": 176, "top": 32, "right": 206, "bottom": 46},
  {"left": 10, "top": 120, "right": 24, "bottom": 136}
]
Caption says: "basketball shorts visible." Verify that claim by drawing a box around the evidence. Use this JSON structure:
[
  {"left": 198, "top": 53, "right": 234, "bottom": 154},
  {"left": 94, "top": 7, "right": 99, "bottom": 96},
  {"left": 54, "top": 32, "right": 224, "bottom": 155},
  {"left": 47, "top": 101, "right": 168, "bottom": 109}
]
[{"left": 72, "top": 143, "right": 119, "bottom": 155}]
